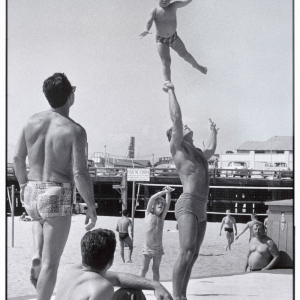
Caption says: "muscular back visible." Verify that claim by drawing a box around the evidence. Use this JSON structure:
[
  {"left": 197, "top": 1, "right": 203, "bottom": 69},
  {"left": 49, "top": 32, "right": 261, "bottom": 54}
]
[
  {"left": 24, "top": 110, "right": 83, "bottom": 183},
  {"left": 173, "top": 141, "right": 209, "bottom": 199},
  {"left": 117, "top": 217, "right": 132, "bottom": 233}
]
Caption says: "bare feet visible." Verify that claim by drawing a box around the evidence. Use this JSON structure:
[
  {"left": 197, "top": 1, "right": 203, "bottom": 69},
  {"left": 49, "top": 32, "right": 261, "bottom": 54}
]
[
  {"left": 127, "top": 260, "right": 133, "bottom": 263},
  {"left": 30, "top": 258, "right": 41, "bottom": 288}
]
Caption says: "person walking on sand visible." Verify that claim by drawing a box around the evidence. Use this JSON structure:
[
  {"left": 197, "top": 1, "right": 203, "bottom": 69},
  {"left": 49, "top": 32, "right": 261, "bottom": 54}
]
[
  {"left": 236, "top": 213, "right": 261, "bottom": 242},
  {"left": 139, "top": 186, "right": 175, "bottom": 281},
  {"left": 219, "top": 209, "right": 237, "bottom": 251},
  {"left": 116, "top": 209, "right": 133, "bottom": 263},
  {"left": 13, "top": 72, "right": 97, "bottom": 300},
  {"left": 164, "top": 84, "right": 218, "bottom": 300},
  {"left": 55, "top": 229, "right": 173, "bottom": 300},
  {"left": 140, "top": 0, "right": 207, "bottom": 91}
]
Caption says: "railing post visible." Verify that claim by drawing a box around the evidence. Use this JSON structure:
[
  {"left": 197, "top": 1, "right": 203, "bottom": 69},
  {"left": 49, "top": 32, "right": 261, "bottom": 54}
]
[{"left": 11, "top": 185, "right": 15, "bottom": 248}]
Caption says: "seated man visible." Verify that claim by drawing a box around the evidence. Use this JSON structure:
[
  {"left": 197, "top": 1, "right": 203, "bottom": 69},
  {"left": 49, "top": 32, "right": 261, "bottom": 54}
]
[
  {"left": 55, "top": 228, "right": 173, "bottom": 300},
  {"left": 244, "top": 223, "right": 279, "bottom": 272}
]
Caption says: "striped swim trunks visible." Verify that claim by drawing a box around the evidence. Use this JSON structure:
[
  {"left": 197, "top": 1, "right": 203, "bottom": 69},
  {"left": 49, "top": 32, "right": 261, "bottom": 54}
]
[
  {"left": 24, "top": 181, "right": 75, "bottom": 221},
  {"left": 156, "top": 31, "right": 178, "bottom": 47},
  {"left": 175, "top": 193, "right": 208, "bottom": 222}
]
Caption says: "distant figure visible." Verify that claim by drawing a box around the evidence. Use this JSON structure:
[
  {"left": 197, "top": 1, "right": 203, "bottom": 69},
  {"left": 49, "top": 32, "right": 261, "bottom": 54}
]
[
  {"left": 165, "top": 84, "right": 218, "bottom": 300},
  {"left": 139, "top": 186, "right": 175, "bottom": 281},
  {"left": 219, "top": 209, "right": 237, "bottom": 251},
  {"left": 13, "top": 72, "right": 97, "bottom": 300},
  {"left": 264, "top": 217, "right": 268, "bottom": 234},
  {"left": 139, "top": 0, "right": 207, "bottom": 90},
  {"left": 116, "top": 209, "right": 133, "bottom": 263},
  {"left": 236, "top": 213, "right": 262, "bottom": 242},
  {"left": 55, "top": 229, "right": 173, "bottom": 300},
  {"left": 245, "top": 223, "right": 279, "bottom": 272}
]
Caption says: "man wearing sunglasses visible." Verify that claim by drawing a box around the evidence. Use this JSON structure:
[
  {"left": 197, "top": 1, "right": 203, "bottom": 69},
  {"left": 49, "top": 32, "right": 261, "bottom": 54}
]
[{"left": 14, "top": 72, "right": 97, "bottom": 300}]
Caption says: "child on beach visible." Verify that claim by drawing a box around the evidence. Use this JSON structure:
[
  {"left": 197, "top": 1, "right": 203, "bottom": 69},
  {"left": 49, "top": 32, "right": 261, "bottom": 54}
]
[
  {"left": 139, "top": 186, "right": 175, "bottom": 281},
  {"left": 139, "top": 0, "right": 207, "bottom": 91}
]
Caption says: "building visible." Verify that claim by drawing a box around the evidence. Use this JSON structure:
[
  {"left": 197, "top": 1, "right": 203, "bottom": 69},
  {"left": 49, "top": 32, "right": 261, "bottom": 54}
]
[{"left": 220, "top": 136, "right": 293, "bottom": 169}]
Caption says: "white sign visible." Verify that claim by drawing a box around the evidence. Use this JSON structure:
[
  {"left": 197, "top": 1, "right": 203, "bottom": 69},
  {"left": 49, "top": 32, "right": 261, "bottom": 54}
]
[{"left": 127, "top": 168, "right": 150, "bottom": 181}]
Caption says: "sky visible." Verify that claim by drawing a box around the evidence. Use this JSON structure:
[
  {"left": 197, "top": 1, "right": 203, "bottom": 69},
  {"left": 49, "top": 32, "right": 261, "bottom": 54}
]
[{"left": 6, "top": 0, "right": 293, "bottom": 163}]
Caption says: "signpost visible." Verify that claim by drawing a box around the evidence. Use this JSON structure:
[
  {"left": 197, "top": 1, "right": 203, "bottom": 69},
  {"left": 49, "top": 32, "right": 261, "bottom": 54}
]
[{"left": 127, "top": 168, "right": 150, "bottom": 244}]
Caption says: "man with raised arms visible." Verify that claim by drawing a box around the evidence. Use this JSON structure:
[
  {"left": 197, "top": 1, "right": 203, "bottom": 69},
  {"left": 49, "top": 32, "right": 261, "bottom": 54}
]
[
  {"left": 14, "top": 73, "right": 97, "bottom": 300},
  {"left": 165, "top": 84, "right": 218, "bottom": 300}
]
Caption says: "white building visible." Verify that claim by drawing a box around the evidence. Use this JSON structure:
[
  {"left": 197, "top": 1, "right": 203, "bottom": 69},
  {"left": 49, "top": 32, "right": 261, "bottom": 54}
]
[{"left": 219, "top": 136, "right": 293, "bottom": 170}]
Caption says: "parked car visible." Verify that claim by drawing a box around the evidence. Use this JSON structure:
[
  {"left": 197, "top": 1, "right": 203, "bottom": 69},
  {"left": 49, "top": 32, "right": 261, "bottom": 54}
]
[
  {"left": 261, "top": 162, "right": 292, "bottom": 179},
  {"left": 220, "top": 161, "right": 250, "bottom": 178}
]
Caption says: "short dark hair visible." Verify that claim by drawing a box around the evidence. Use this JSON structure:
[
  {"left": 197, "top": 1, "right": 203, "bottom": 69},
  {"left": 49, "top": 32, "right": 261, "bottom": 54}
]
[
  {"left": 43, "top": 73, "right": 73, "bottom": 108},
  {"left": 166, "top": 127, "right": 173, "bottom": 142},
  {"left": 81, "top": 229, "right": 116, "bottom": 270},
  {"left": 122, "top": 209, "right": 128, "bottom": 216}
]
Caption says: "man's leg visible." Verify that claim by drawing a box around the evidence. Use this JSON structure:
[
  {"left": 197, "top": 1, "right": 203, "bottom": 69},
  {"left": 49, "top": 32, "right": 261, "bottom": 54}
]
[
  {"left": 124, "top": 236, "right": 133, "bottom": 263},
  {"left": 36, "top": 216, "right": 71, "bottom": 300},
  {"left": 225, "top": 231, "right": 231, "bottom": 251},
  {"left": 172, "top": 213, "right": 198, "bottom": 299},
  {"left": 30, "top": 220, "right": 44, "bottom": 287},
  {"left": 119, "top": 240, "right": 126, "bottom": 263},
  {"left": 171, "top": 37, "right": 207, "bottom": 74},
  {"left": 139, "top": 254, "right": 151, "bottom": 277},
  {"left": 152, "top": 254, "right": 163, "bottom": 282},
  {"left": 156, "top": 42, "right": 172, "bottom": 82},
  {"left": 113, "top": 288, "right": 146, "bottom": 300},
  {"left": 180, "top": 219, "right": 207, "bottom": 299}
]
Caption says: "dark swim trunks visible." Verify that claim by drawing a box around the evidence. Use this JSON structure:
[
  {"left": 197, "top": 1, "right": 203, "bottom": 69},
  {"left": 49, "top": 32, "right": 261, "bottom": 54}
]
[
  {"left": 156, "top": 31, "right": 178, "bottom": 47},
  {"left": 225, "top": 228, "right": 233, "bottom": 233},
  {"left": 175, "top": 193, "right": 208, "bottom": 222},
  {"left": 119, "top": 232, "right": 129, "bottom": 241}
]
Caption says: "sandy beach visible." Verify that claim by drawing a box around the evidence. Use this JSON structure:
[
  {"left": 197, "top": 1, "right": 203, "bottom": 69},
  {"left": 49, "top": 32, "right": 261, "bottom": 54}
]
[{"left": 7, "top": 215, "right": 255, "bottom": 298}]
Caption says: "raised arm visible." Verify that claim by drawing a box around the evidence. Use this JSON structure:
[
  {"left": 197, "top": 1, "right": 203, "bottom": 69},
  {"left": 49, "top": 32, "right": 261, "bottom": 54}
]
[
  {"left": 139, "top": 7, "right": 156, "bottom": 39},
  {"left": 146, "top": 189, "right": 168, "bottom": 216},
  {"left": 202, "top": 119, "right": 218, "bottom": 160},
  {"left": 104, "top": 271, "right": 173, "bottom": 300},
  {"left": 161, "top": 186, "right": 175, "bottom": 219},
  {"left": 262, "top": 240, "right": 280, "bottom": 270},
  {"left": 235, "top": 223, "right": 249, "bottom": 240},
  {"left": 219, "top": 218, "right": 225, "bottom": 236},
  {"left": 167, "top": 88, "right": 183, "bottom": 156},
  {"left": 72, "top": 126, "right": 97, "bottom": 230},
  {"left": 173, "top": 0, "right": 193, "bottom": 8},
  {"left": 13, "top": 126, "right": 28, "bottom": 203}
]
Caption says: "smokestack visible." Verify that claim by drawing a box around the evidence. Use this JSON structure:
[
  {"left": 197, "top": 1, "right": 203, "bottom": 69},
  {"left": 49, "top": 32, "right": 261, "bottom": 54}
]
[{"left": 128, "top": 137, "right": 135, "bottom": 159}]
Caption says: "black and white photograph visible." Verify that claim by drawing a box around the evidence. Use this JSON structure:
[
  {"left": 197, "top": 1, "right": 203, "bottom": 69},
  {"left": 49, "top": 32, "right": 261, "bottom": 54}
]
[{"left": 6, "top": 1, "right": 295, "bottom": 299}]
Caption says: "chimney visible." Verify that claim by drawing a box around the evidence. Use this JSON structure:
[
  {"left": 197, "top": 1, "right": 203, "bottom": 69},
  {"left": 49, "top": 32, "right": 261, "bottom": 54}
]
[{"left": 128, "top": 137, "right": 135, "bottom": 159}]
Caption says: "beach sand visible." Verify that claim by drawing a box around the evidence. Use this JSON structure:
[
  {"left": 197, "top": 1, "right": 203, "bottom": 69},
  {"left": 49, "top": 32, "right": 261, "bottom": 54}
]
[{"left": 7, "top": 215, "right": 251, "bottom": 298}]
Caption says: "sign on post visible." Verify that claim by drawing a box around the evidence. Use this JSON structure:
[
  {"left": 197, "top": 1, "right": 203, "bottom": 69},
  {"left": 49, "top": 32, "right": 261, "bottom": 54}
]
[{"left": 127, "top": 168, "right": 150, "bottom": 182}]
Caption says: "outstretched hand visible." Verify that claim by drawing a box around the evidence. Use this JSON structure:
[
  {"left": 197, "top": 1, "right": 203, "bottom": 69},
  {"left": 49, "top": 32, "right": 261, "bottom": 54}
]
[
  {"left": 139, "top": 31, "right": 151, "bottom": 39},
  {"left": 209, "top": 118, "right": 219, "bottom": 134}
]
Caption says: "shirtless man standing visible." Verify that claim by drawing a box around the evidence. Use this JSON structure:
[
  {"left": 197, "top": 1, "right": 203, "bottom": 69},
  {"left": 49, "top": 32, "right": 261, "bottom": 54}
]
[
  {"left": 236, "top": 213, "right": 262, "bottom": 242},
  {"left": 245, "top": 223, "right": 279, "bottom": 272},
  {"left": 219, "top": 209, "right": 237, "bottom": 251},
  {"left": 165, "top": 85, "right": 218, "bottom": 300},
  {"left": 116, "top": 209, "right": 133, "bottom": 263},
  {"left": 13, "top": 73, "right": 97, "bottom": 300}
]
